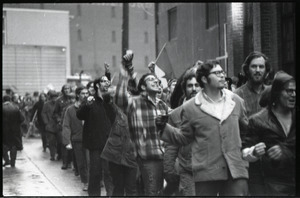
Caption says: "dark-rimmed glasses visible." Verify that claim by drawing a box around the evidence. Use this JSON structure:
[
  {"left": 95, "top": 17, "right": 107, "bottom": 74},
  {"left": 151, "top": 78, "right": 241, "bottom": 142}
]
[{"left": 209, "top": 70, "right": 225, "bottom": 77}]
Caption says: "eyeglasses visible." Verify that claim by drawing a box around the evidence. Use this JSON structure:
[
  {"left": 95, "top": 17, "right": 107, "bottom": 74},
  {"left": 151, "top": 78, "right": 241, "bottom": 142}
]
[
  {"left": 285, "top": 89, "right": 296, "bottom": 96},
  {"left": 209, "top": 70, "right": 225, "bottom": 77}
]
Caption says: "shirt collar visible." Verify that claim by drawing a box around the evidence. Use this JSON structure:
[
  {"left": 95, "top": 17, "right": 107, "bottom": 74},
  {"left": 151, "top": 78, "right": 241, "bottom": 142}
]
[
  {"left": 201, "top": 89, "right": 226, "bottom": 104},
  {"left": 246, "top": 81, "right": 267, "bottom": 94}
]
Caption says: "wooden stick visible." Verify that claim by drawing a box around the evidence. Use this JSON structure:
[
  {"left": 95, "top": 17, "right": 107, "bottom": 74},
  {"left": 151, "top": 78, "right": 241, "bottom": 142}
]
[
  {"left": 154, "top": 42, "right": 167, "bottom": 64},
  {"left": 26, "top": 110, "right": 37, "bottom": 139}
]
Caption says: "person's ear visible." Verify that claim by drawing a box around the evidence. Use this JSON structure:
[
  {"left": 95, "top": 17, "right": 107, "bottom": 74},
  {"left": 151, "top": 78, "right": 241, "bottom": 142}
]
[
  {"left": 141, "top": 84, "right": 146, "bottom": 91},
  {"left": 96, "top": 83, "right": 99, "bottom": 88},
  {"left": 201, "top": 76, "right": 207, "bottom": 85}
]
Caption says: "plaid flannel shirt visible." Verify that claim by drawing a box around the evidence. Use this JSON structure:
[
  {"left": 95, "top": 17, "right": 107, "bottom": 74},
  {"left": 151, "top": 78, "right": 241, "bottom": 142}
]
[{"left": 115, "top": 70, "right": 170, "bottom": 160}]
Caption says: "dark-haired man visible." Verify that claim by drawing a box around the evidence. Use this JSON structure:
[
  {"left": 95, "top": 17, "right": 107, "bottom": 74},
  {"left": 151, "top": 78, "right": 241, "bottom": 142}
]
[
  {"left": 76, "top": 74, "right": 114, "bottom": 196},
  {"left": 158, "top": 60, "right": 249, "bottom": 196},
  {"left": 115, "top": 52, "right": 170, "bottom": 196},
  {"left": 234, "top": 51, "right": 272, "bottom": 196}
]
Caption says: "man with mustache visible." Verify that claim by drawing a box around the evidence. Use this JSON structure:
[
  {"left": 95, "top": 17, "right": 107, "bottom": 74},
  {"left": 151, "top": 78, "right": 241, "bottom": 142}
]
[
  {"left": 234, "top": 51, "right": 272, "bottom": 117},
  {"left": 234, "top": 51, "right": 272, "bottom": 196},
  {"left": 157, "top": 60, "right": 249, "bottom": 196}
]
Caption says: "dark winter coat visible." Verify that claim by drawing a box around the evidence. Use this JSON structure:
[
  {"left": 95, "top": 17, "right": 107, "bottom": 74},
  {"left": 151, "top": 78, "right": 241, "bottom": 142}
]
[
  {"left": 244, "top": 108, "right": 295, "bottom": 184},
  {"left": 76, "top": 96, "right": 114, "bottom": 151},
  {"left": 41, "top": 100, "right": 58, "bottom": 133},
  {"left": 101, "top": 103, "right": 137, "bottom": 168},
  {"left": 31, "top": 100, "right": 45, "bottom": 130},
  {"left": 3, "top": 102, "right": 25, "bottom": 150}
]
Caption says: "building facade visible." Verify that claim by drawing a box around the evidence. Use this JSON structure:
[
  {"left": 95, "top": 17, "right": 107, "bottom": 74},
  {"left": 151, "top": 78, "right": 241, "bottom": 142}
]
[
  {"left": 2, "top": 8, "right": 70, "bottom": 95},
  {"left": 155, "top": 3, "right": 295, "bottom": 79},
  {"left": 4, "top": 3, "right": 156, "bottom": 81}
]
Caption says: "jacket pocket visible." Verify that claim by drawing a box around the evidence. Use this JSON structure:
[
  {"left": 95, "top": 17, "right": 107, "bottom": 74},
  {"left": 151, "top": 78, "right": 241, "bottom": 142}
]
[{"left": 192, "top": 142, "right": 207, "bottom": 171}]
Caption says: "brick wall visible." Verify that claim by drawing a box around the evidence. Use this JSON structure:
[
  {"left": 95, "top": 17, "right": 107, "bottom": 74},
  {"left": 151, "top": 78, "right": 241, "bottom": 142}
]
[
  {"left": 231, "top": 3, "right": 245, "bottom": 75},
  {"left": 260, "top": 3, "right": 279, "bottom": 73}
]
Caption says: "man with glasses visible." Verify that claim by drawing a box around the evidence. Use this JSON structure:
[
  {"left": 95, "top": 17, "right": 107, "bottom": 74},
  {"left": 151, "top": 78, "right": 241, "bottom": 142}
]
[
  {"left": 157, "top": 60, "right": 249, "bottom": 196},
  {"left": 114, "top": 52, "right": 170, "bottom": 196},
  {"left": 242, "top": 71, "right": 296, "bottom": 196},
  {"left": 234, "top": 51, "right": 272, "bottom": 196}
]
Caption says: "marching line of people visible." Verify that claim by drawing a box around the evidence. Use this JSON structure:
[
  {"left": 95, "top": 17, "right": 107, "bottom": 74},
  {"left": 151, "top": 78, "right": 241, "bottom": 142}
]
[{"left": 3, "top": 50, "right": 296, "bottom": 196}]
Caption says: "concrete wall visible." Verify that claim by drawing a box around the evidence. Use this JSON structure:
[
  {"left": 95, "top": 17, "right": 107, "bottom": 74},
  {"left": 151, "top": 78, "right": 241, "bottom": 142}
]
[
  {"left": 4, "top": 8, "right": 71, "bottom": 76},
  {"left": 3, "top": 3, "right": 156, "bottom": 80},
  {"left": 156, "top": 3, "right": 227, "bottom": 78}
]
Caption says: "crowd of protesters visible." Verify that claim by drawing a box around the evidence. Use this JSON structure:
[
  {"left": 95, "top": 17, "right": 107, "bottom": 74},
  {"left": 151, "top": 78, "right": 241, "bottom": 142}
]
[{"left": 2, "top": 51, "right": 296, "bottom": 196}]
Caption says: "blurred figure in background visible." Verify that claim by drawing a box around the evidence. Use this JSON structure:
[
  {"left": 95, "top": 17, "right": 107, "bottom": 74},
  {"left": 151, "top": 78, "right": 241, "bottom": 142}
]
[
  {"left": 3, "top": 95, "right": 25, "bottom": 167},
  {"left": 63, "top": 86, "right": 89, "bottom": 191},
  {"left": 41, "top": 90, "right": 59, "bottom": 161},
  {"left": 53, "top": 84, "right": 72, "bottom": 166},
  {"left": 30, "top": 93, "right": 48, "bottom": 151}
]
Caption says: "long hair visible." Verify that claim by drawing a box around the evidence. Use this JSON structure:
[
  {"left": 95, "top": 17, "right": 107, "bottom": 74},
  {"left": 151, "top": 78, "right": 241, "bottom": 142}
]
[{"left": 242, "top": 51, "right": 271, "bottom": 79}]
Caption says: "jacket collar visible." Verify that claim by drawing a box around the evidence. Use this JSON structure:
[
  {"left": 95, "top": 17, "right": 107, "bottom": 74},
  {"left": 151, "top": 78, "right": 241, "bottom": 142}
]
[{"left": 195, "top": 89, "right": 236, "bottom": 123}]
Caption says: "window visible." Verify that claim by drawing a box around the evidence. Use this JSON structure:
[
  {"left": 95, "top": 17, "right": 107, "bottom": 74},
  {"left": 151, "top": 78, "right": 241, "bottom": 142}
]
[
  {"left": 77, "top": 4, "right": 82, "bottom": 16},
  {"left": 168, "top": 7, "right": 177, "bottom": 41},
  {"left": 144, "top": 32, "right": 148, "bottom": 43},
  {"left": 144, "top": 9, "right": 148, "bottom": 20},
  {"left": 78, "top": 55, "right": 83, "bottom": 67},
  {"left": 206, "top": 3, "right": 218, "bottom": 29},
  {"left": 3, "top": 12, "right": 6, "bottom": 45},
  {"left": 112, "top": 31, "right": 116, "bottom": 43},
  {"left": 112, "top": 55, "right": 116, "bottom": 67},
  {"left": 111, "top": 6, "right": 116, "bottom": 18},
  {"left": 77, "top": 29, "right": 82, "bottom": 41},
  {"left": 144, "top": 56, "right": 149, "bottom": 67}
]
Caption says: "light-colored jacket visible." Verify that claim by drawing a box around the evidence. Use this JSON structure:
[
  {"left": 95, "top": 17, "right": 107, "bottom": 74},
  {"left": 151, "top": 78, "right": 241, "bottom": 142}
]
[{"left": 161, "top": 89, "right": 249, "bottom": 182}]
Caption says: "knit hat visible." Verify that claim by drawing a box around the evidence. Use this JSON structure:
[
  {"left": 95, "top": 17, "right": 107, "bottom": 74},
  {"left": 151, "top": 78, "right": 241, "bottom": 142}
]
[
  {"left": 269, "top": 70, "right": 294, "bottom": 105},
  {"left": 47, "top": 90, "right": 58, "bottom": 98}
]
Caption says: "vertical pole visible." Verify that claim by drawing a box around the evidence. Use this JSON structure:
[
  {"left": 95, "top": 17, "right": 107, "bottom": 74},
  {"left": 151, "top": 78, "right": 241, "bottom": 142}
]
[
  {"left": 224, "top": 23, "right": 228, "bottom": 74},
  {"left": 122, "top": 3, "right": 129, "bottom": 56}
]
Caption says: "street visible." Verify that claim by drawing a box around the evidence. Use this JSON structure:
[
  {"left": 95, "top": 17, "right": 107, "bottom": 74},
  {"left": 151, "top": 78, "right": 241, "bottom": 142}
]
[{"left": 2, "top": 136, "right": 106, "bottom": 196}]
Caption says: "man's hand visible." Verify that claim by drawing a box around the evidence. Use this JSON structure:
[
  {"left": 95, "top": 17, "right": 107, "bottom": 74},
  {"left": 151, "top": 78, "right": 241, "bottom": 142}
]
[
  {"left": 122, "top": 50, "right": 134, "bottom": 73},
  {"left": 86, "top": 96, "right": 95, "bottom": 105},
  {"left": 148, "top": 61, "right": 156, "bottom": 73},
  {"left": 267, "top": 145, "right": 282, "bottom": 160},
  {"left": 66, "top": 144, "right": 72, "bottom": 150},
  {"left": 253, "top": 142, "right": 266, "bottom": 157},
  {"left": 155, "top": 114, "right": 168, "bottom": 132}
]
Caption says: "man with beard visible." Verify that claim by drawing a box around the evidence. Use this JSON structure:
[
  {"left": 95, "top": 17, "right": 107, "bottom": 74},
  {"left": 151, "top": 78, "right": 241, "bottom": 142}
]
[
  {"left": 163, "top": 66, "right": 200, "bottom": 196},
  {"left": 234, "top": 51, "right": 272, "bottom": 196},
  {"left": 234, "top": 51, "right": 272, "bottom": 117},
  {"left": 157, "top": 60, "right": 249, "bottom": 196}
]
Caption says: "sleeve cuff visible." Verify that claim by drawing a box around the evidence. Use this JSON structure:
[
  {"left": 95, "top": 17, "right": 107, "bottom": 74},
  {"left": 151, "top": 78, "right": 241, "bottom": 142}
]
[{"left": 242, "top": 146, "right": 259, "bottom": 162}]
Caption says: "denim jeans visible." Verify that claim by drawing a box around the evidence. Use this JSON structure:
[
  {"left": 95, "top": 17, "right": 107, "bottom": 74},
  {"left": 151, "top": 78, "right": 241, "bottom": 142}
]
[
  {"left": 137, "top": 157, "right": 164, "bottom": 196},
  {"left": 109, "top": 161, "right": 138, "bottom": 196}
]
